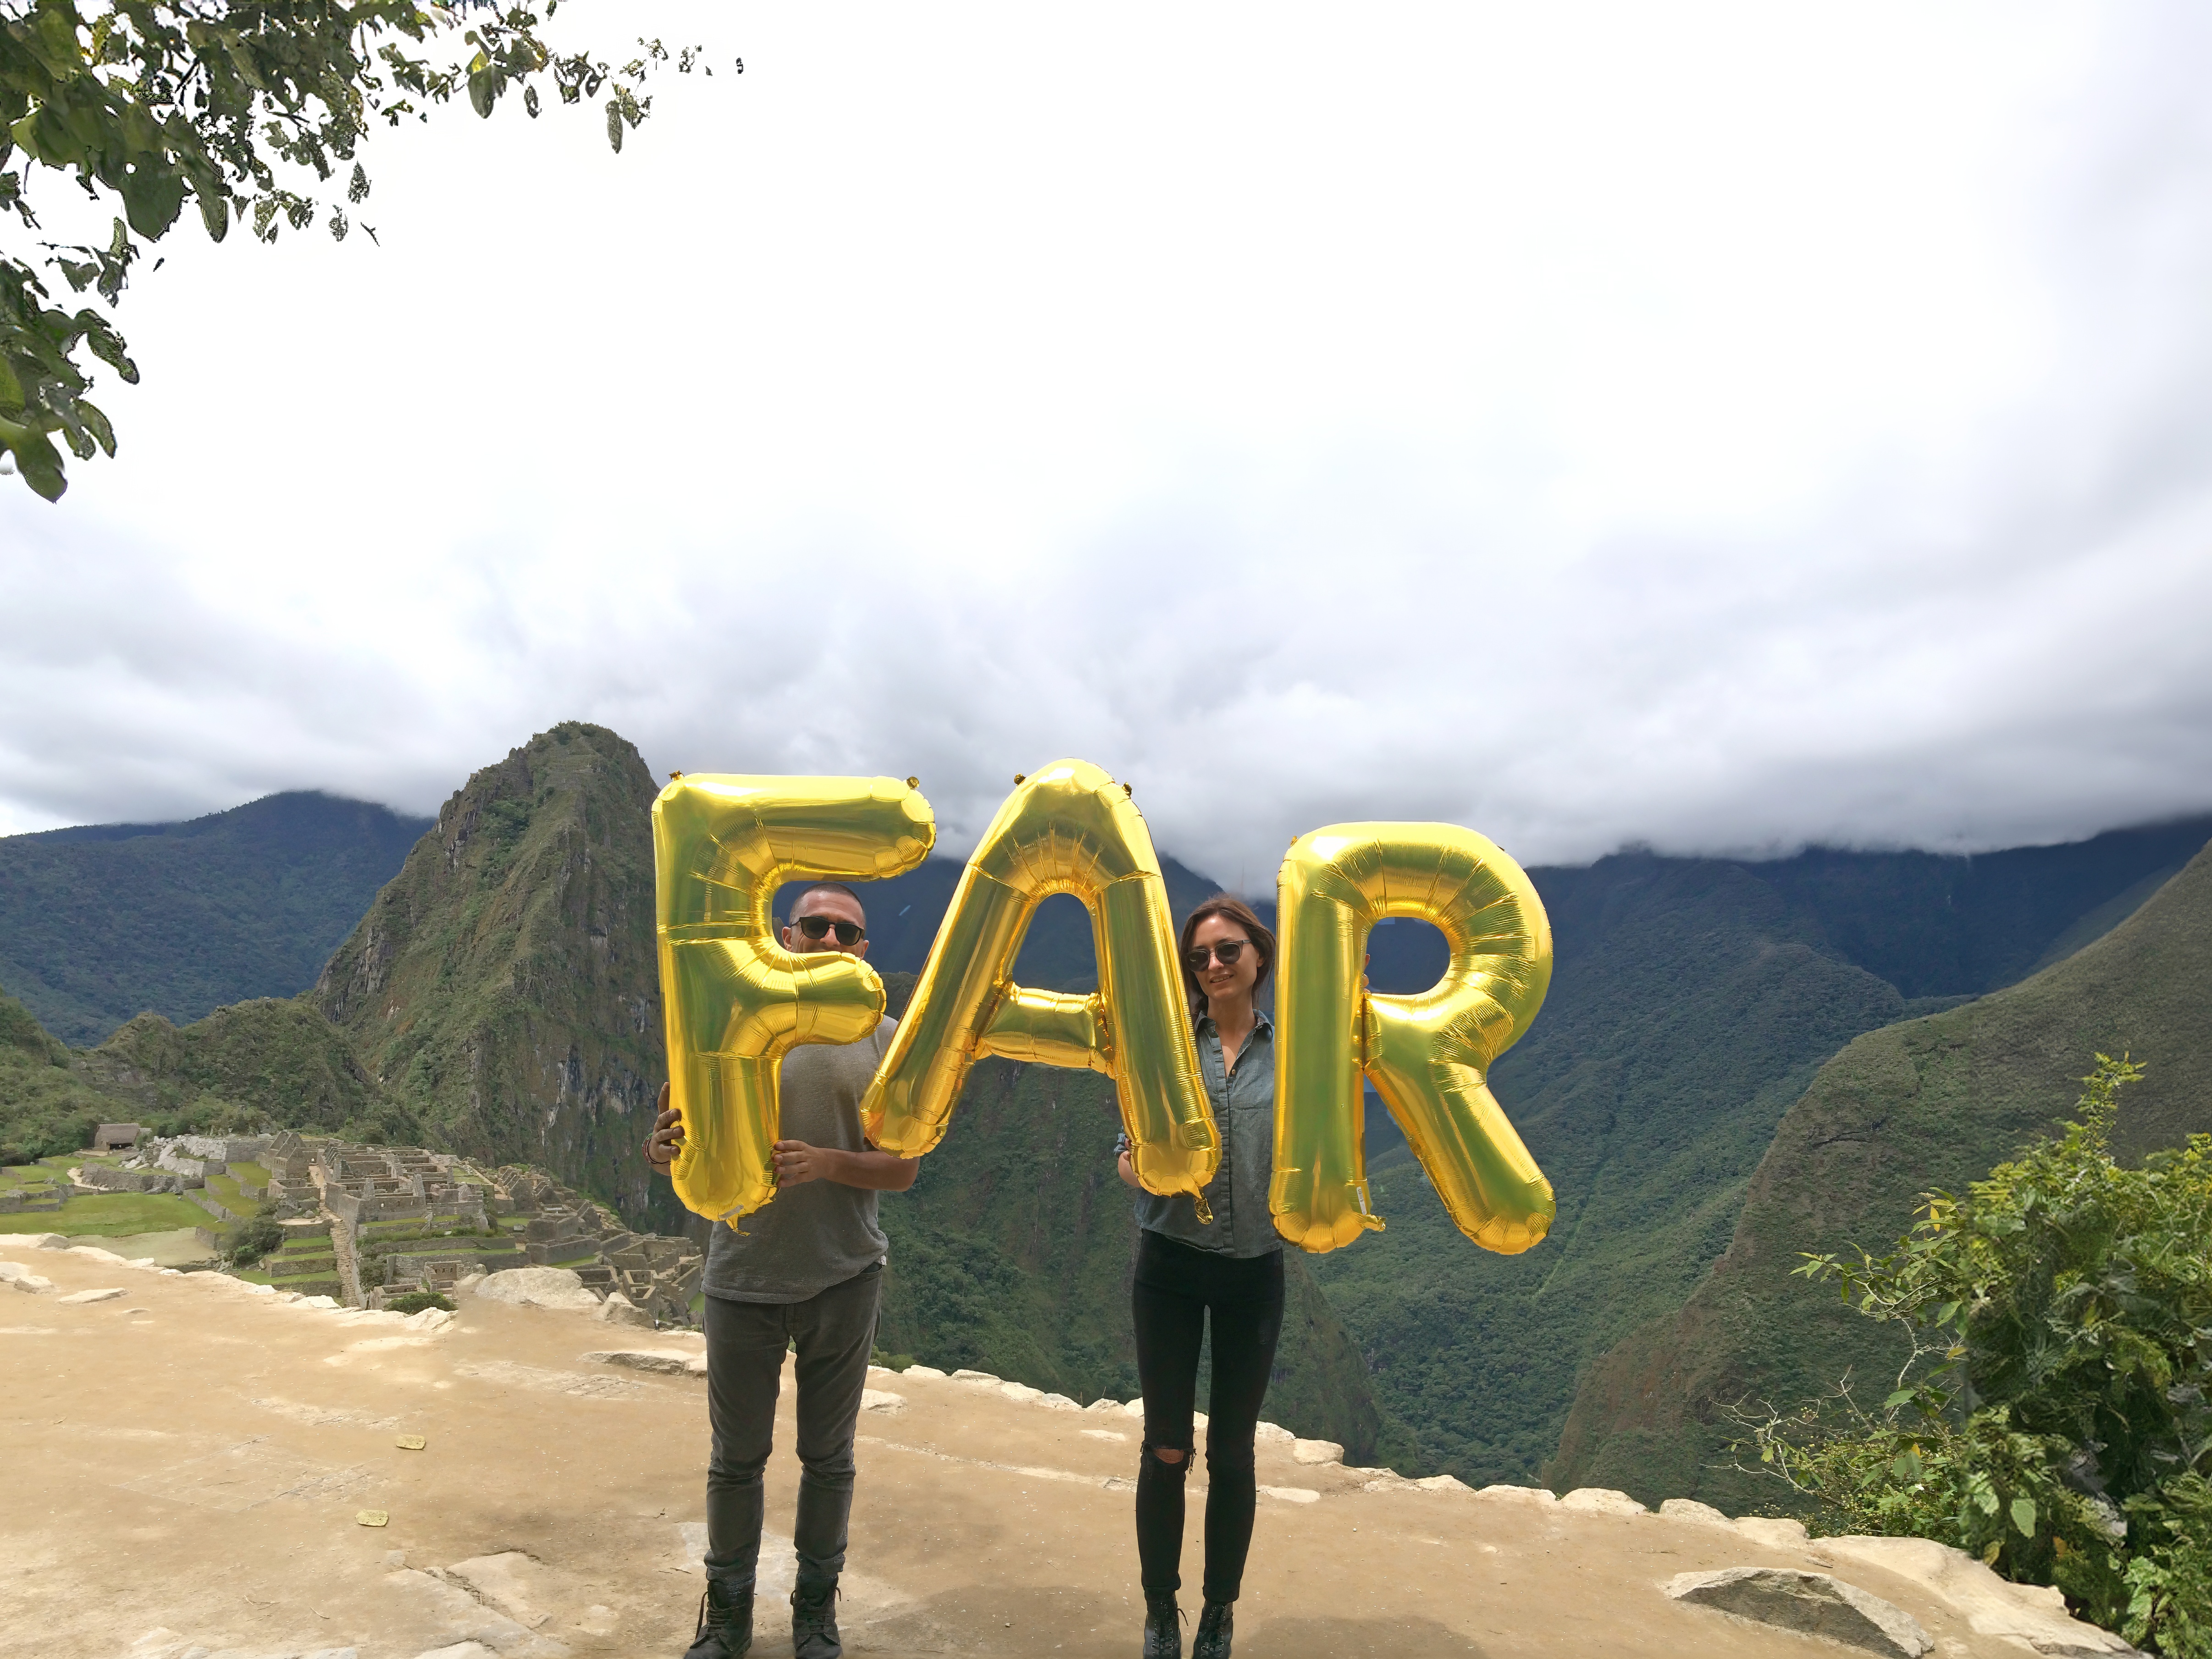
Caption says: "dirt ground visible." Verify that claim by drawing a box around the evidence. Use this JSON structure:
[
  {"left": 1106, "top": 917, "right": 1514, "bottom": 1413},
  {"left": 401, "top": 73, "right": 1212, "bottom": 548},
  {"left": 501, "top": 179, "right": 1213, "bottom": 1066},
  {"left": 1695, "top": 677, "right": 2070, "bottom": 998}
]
[{"left": 0, "top": 1241, "right": 2096, "bottom": 1659}]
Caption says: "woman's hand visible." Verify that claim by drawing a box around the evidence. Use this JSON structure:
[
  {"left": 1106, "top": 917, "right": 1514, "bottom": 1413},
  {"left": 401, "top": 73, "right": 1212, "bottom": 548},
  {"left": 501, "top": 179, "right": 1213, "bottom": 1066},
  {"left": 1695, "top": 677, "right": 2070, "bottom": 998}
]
[
  {"left": 645, "top": 1082, "right": 683, "bottom": 1172},
  {"left": 773, "top": 1140, "right": 920, "bottom": 1191},
  {"left": 1117, "top": 1148, "right": 1141, "bottom": 1189},
  {"left": 772, "top": 1139, "right": 835, "bottom": 1186}
]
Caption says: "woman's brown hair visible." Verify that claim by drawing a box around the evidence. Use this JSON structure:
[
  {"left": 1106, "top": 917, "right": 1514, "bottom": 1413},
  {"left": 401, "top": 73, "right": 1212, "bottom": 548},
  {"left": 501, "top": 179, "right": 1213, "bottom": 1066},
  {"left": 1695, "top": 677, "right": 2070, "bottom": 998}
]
[{"left": 1178, "top": 893, "right": 1277, "bottom": 1018}]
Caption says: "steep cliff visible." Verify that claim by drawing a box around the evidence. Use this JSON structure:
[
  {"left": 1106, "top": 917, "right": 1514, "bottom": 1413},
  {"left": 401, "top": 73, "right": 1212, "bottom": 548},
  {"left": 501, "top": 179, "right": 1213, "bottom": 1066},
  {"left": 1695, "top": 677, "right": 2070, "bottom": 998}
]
[{"left": 313, "top": 722, "right": 681, "bottom": 1233}]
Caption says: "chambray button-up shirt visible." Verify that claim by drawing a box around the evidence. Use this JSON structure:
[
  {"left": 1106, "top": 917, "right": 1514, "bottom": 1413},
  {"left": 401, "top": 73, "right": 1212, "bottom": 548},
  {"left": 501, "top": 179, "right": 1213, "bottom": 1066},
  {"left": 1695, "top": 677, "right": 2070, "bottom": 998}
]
[{"left": 1121, "top": 1009, "right": 1281, "bottom": 1259}]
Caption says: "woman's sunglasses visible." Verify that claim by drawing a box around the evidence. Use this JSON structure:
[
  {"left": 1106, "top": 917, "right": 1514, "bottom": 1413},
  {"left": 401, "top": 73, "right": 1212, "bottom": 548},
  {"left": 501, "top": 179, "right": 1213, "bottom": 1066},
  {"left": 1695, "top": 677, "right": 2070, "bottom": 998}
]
[
  {"left": 1183, "top": 940, "right": 1248, "bottom": 972},
  {"left": 793, "top": 915, "right": 866, "bottom": 947}
]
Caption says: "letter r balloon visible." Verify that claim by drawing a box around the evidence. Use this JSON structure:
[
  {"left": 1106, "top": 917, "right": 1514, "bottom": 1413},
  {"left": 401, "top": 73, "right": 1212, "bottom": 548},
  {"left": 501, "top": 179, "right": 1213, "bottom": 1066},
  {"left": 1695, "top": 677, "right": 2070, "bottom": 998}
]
[
  {"left": 1272, "top": 824, "right": 1555, "bottom": 1255},
  {"left": 653, "top": 774, "right": 936, "bottom": 1226}
]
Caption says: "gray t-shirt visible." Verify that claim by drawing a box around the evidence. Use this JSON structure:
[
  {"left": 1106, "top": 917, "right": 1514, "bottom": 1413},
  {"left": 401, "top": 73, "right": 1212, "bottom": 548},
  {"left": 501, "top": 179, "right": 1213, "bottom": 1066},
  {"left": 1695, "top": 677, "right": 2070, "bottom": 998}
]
[{"left": 703, "top": 1017, "right": 898, "bottom": 1304}]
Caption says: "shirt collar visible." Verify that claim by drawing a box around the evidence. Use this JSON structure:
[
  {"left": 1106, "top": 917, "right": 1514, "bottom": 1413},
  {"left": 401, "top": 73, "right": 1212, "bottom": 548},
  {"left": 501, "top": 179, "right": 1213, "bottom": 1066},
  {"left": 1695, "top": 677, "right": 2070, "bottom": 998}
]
[{"left": 1197, "top": 1007, "right": 1274, "bottom": 1041}]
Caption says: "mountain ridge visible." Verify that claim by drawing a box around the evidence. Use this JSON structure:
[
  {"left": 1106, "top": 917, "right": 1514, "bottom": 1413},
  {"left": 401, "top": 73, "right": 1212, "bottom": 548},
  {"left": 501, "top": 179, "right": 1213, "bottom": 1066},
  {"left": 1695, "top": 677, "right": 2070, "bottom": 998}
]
[{"left": 0, "top": 790, "right": 429, "bottom": 1046}]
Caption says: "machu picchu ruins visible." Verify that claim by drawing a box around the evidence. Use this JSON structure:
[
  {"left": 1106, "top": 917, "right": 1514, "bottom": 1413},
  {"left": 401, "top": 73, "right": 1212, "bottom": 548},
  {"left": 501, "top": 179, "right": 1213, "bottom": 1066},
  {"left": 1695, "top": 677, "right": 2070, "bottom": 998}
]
[{"left": 33, "top": 1127, "right": 703, "bottom": 1324}]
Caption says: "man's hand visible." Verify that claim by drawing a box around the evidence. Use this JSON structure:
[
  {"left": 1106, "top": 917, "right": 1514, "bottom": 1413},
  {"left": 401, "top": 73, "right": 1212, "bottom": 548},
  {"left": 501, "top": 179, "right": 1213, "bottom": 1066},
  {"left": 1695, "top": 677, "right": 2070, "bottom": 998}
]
[{"left": 646, "top": 1082, "right": 683, "bottom": 1172}]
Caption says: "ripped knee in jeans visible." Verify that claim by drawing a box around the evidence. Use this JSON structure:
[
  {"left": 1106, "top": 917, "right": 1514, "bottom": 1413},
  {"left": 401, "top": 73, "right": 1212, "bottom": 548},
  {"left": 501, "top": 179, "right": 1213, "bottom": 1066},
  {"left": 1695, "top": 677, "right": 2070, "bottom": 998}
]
[{"left": 1142, "top": 1439, "right": 1193, "bottom": 1471}]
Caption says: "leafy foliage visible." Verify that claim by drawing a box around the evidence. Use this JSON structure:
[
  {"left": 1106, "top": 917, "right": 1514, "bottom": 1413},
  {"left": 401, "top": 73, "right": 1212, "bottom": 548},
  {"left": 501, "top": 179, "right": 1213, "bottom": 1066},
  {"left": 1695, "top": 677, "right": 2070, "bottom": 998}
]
[
  {"left": 385, "top": 1287, "right": 454, "bottom": 1314},
  {"left": 0, "top": 0, "right": 713, "bottom": 497},
  {"left": 227, "top": 1212, "right": 283, "bottom": 1265},
  {"left": 1737, "top": 1057, "right": 2212, "bottom": 1655}
]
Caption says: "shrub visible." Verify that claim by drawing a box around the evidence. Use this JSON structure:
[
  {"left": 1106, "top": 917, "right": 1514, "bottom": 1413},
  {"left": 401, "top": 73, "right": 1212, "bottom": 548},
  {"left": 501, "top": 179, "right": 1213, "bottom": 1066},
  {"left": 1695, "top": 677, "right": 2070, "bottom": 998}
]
[
  {"left": 386, "top": 1290, "right": 456, "bottom": 1315},
  {"left": 227, "top": 1217, "right": 286, "bottom": 1268},
  {"left": 1736, "top": 1056, "right": 2212, "bottom": 1656}
]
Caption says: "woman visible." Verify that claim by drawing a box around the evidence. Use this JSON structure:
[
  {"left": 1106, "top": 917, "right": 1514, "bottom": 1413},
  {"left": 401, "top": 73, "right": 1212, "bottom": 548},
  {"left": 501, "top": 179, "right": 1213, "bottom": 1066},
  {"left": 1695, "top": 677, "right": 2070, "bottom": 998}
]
[{"left": 1115, "top": 894, "right": 1283, "bottom": 1659}]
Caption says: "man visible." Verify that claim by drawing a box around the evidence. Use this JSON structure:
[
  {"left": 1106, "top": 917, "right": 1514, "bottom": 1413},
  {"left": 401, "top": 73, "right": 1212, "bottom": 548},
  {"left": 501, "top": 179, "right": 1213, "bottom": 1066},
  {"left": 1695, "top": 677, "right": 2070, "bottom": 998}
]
[{"left": 647, "top": 880, "right": 917, "bottom": 1659}]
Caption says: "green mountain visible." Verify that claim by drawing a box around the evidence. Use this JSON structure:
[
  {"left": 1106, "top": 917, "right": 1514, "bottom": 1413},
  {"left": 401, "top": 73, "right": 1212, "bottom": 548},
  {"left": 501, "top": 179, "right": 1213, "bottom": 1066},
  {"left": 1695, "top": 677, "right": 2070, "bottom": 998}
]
[
  {"left": 6, "top": 728, "right": 2203, "bottom": 1483},
  {"left": 295, "top": 724, "right": 1391, "bottom": 1445},
  {"left": 1300, "top": 824, "right": 2212, "bottom": 1490},
  {"left": 1545, "top": 834, "right": 2212, "bottom": 1511},
  {"left": 311, "top": 722, "right": 680, "bottom": 1234},
  {"left": 0, "top": 791, "right": 429, "bottom": 1046},
  {"left": 0, "top": 985, "right": 117, "bottom": 1162},
  {"left": 877, "top": 1052, "right": 1386, "bottom": 1458}
]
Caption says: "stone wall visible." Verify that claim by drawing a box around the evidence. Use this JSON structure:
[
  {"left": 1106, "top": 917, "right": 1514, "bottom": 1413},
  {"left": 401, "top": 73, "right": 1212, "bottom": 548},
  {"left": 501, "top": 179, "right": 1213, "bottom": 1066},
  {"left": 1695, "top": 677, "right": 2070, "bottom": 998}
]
[{"left": 77, "top": 1164, "right": 187, "bottom": 1195}]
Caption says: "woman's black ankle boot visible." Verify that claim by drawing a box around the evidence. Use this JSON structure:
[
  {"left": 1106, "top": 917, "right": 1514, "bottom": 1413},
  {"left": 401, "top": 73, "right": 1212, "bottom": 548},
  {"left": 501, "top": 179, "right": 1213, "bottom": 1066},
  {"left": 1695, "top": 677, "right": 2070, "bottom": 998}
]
[
  {"left": 1192, "top": 1600, "right": 1233, "bottom": 1659},
  {"left": 1142, "top": 1592, "right": 1182, "bottom": 1659}
]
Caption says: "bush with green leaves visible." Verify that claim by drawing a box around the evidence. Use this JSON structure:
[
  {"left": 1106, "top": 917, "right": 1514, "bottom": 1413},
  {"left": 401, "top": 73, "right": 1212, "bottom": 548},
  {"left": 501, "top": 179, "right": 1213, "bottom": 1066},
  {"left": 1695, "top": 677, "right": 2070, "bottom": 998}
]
[
  {"left": 227, "top": 1214, "right": 284, "bottom": 1267},
  {"left": 385, "top": 1288, "right": 454, "bottom": 1315},
  {"left": 1736, "top": 1055, "right": 2212, "bottom": 1655}
]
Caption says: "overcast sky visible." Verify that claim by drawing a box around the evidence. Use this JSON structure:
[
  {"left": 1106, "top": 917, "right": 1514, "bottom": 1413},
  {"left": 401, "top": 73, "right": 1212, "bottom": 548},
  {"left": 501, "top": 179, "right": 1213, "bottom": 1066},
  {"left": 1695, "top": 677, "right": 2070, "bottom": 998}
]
[{"left": 5, "top": 2, "right": 2210, "bottom": 887}]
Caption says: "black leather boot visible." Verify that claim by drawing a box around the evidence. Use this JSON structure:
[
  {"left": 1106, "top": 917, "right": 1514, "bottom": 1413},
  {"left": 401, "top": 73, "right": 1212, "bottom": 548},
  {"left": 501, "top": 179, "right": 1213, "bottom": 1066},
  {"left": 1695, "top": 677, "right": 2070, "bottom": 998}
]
[
  {"left": 1193, "top": 1600, "right": 1233, "bottom": 1659},
  {"left": 1142, "top": 1592, "right": 1183, "bottom": 1659},
  {"left": 683, "top": 1577, "right": 753, "bottom": 1659},
  {"left": 791, "top": 1578, "right": 843, "bottom": 1659}
]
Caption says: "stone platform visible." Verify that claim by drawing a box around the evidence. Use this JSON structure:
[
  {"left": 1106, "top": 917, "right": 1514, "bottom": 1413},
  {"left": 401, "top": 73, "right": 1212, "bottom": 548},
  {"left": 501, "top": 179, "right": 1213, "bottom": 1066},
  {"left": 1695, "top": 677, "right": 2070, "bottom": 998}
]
[{"left": 0, "top": 1239, "right": 2127, "bottom": 1659}]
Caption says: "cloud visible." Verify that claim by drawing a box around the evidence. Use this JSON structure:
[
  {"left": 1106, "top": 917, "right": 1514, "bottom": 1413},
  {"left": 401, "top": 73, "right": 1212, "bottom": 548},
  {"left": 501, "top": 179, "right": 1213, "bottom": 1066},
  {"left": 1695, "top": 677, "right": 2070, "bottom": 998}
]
[{"left": 5, "top": 1, "right": 2211, "bottom": 880}]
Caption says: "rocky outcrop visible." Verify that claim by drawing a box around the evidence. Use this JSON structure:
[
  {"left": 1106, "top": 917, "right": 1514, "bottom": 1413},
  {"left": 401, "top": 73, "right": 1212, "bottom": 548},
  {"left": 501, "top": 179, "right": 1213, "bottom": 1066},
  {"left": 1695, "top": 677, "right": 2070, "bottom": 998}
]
[{"left": 1665, "top": 1568, "right": 1932, "bottom": 1657}]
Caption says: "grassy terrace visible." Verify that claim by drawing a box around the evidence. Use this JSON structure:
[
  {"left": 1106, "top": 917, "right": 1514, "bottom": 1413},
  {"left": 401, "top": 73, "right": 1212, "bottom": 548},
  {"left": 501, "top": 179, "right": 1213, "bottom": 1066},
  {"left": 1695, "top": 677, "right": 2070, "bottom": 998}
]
[
  {"left": 225, "top": 1161, "right": 271, "bottom": 1190},
  {"left": 0, "top": 1192, "right": 217, "bottom": 1236}
]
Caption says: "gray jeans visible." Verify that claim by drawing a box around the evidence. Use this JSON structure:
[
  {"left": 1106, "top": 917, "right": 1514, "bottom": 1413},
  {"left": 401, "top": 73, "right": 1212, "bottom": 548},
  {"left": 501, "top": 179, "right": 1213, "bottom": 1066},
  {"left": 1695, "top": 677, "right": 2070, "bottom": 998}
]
[{"left": 704, "top": 1264, "right": 882, "bottom": 1594}]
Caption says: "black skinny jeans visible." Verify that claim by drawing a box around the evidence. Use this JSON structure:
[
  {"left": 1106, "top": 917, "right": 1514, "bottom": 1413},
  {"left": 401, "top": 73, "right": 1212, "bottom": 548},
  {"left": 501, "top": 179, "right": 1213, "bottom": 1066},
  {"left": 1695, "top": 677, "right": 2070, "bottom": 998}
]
[{"left": 1131, "top": 1229, "right": 1286, "bottom": 1604}]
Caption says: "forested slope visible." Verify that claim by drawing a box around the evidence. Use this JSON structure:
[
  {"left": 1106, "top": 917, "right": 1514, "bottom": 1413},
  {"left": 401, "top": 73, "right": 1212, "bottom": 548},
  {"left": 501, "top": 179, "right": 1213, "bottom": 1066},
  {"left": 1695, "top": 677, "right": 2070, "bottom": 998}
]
[
  {"left": 1303, "top": 824, "right": 2212, "bottom": 1489},
  {"left": 1548, "top": 833, "right": 2212, "bottom": 1511},
  {"left": 0, "top": 792, "right": 428, "bottom": 1046}
]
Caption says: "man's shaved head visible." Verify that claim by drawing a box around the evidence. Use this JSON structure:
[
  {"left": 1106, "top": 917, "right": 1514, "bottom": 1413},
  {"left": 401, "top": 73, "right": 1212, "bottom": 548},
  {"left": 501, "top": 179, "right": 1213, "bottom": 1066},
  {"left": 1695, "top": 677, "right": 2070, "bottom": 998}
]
[{"left": 790, "top": 880, "right": 865, "bottom": 923}]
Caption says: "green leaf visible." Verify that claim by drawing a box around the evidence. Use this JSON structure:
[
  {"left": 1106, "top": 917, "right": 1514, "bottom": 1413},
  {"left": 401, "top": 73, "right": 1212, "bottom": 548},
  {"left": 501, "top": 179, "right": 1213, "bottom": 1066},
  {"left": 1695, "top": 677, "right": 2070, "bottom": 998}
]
[
  {"left": 1883, "top": 1389, "right": 1917, "bottom": 1410},
  {"left": 2, "top": 424, "right": 67, "bottom": 500},
  {"left": 122, "top": 164, "right": 187, "bottom": 238},
  {"left": 2010, "top": 1496, "right": 2036, "bottom": 1537}
]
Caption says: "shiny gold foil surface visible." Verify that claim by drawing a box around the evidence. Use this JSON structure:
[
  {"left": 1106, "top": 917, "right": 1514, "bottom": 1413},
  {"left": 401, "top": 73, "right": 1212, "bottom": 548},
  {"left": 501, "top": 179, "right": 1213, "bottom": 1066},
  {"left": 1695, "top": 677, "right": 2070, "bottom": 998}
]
[
  {"left": 654, "top": 774, "right": 936, "bottom": 1225},
  {"left": 1272, "top": 824, "right": 1554, "bottom": 1255},
  {"left": 861, "top": 759, "right": 1218, "bottom": 1210}
]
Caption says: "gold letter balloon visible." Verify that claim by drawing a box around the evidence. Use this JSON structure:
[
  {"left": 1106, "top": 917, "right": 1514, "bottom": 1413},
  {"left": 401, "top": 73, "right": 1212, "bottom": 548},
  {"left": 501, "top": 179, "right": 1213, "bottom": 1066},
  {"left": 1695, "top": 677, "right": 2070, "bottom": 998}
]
[
  {"left": 1272, "top": 824, "right": 1554, "bottom": 1255},
  {"left": 861, "top": 760, "right": 1220, "bottom": 1213},
  {"left": 654, "top": 774, "right": 935, "bottom": 1225}
]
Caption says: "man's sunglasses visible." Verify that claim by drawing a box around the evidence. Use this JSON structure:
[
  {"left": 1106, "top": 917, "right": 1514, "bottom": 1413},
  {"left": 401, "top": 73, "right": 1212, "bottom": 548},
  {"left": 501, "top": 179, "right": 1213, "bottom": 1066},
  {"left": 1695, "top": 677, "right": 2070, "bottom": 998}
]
[
  {"left": 792, "top": 915, "right": 866, "bottom": 947},
  {"left": 1183, "top": 940, "right": 1248, "bottom": 972}
]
